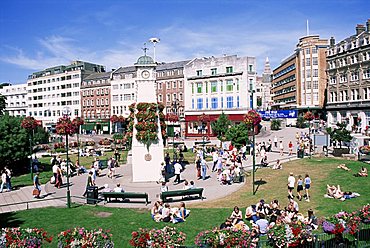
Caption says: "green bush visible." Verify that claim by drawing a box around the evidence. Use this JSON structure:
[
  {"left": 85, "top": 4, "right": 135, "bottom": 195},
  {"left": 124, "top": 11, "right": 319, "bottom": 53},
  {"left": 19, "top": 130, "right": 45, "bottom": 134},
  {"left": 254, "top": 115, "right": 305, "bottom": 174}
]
[{"left": 271, "top": 119, "right": 281, "bottom": 130}]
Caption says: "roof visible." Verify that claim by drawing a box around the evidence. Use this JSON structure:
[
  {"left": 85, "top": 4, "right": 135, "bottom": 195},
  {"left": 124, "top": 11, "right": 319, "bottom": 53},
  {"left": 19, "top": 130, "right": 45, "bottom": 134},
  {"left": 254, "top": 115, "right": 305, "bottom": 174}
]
[
  {"left": 135, "top": 55, "right": 155, "bottom": 65},
  {"left": 156, "top": 60, "right": 190, "bottom": 71},
  {"left": 83, "top": 71, "right": 111, "bottom": 81},
  {"left": 112, "top": 66, "right": 136, "bottom": 74}
]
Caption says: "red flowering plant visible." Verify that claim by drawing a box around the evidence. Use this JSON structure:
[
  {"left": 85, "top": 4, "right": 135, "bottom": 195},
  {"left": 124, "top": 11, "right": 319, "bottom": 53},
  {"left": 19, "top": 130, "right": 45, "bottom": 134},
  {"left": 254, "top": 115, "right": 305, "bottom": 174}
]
[
  {"left": 72, "top": 117, "right": 84, "bottom": 127},
  {"left": 358, "top": 204, "right": 370, "bottom": 224},
  {"left": 129, "top": 228, "right": 151, "bottom": 247},
  {"left": 194, "top": 227, "right": 258, "bottom": 248},
  {"left": 244, "top": 110, "right": 262, "bottom": 127},
  {"left": 359, "top": 145, "right": 370, "bottom": 155},
  {"left": 57, "top": 227, "right": 113, "bottom": 248},
  {"left": 303, "top": 111, "right": 314, "bottom": 121},
  {"left": 110, "top": 115, "right": 119, "bottom": 123},
  {"left": 21, "top": 116, "right": 40, "bottom": 131},
  {"left": 148, "top": 226, "right": 186, "bottom": 248},
  {"left": 56, "top": 116, "right": 77, "bottom": 135},
  {"left": 165, "top": 113, "right": 179, "bottom": 122},
  {"left": 69, "top": 141, "right": 78, "bottom": 148},
  {"left": 1, "top": 227, "right": 53, "bottom": 247},
  {"left": 54, "top": 142, "right": 65, "bottom": 149},
  {"left": 99, "top": 139, "right": 112, "bottom": 146},
  {"left": 321, "top": 211, "right": 360, "bottom": 236}
]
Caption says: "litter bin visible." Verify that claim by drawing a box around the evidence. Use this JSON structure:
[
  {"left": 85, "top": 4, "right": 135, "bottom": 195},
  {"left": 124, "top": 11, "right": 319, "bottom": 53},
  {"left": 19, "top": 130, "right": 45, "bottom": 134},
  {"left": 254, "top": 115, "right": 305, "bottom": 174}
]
[
  {"left": 86, "top": 186, "right": 98, "bottom": 204},
  {"left": 297, "top": 150, "right": 304, "bottom": 158}
]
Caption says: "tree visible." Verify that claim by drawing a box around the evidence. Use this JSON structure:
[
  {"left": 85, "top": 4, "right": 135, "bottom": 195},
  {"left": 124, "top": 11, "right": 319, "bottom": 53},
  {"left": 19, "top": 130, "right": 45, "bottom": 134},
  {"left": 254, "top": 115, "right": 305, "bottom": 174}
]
[
  {"left": 211, "top": 112, "right": 232, "bottom": 146},
  {"left": 296, "top": 116, "right": 306, "bottom": 128},
  {"left": 257, "top": 97, "right": 262, "bottom": 107},
  {"left": 326, "top": 122, "right": 353, "bottom": 148},
  {"left": 225, "top": 122, "right": 250, "bottom": 149},
  {"left": 0, "top": 115, "right": 29, "bottom": 172},
  {"left": 270, "top": 119, "right": 281, "bottom": 130},
  {"left": 0, "top": 94, "right": 6, "bottom": 116}
]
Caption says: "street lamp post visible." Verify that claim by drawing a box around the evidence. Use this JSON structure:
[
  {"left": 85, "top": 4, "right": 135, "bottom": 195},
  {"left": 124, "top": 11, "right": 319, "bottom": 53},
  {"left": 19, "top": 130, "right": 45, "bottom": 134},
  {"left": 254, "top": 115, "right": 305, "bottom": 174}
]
[
  {"left": 251, "top": 90, "right": 256, "bottom": 195},
  {"left": 21, "top": 117, "right": 38, "bottom": 181},
  {"left": 29, "top": 132, "right": 33, "bottom": 180},
  {"left": 172, "top": 99, "right": 178, "bottom": 162}
]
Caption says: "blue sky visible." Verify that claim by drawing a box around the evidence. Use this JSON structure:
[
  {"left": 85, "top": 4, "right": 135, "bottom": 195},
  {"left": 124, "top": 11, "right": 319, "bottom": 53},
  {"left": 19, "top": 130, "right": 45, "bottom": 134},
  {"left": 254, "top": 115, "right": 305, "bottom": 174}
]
[{"left": 0, "top": 0, "right": 369, "bottom": 83}]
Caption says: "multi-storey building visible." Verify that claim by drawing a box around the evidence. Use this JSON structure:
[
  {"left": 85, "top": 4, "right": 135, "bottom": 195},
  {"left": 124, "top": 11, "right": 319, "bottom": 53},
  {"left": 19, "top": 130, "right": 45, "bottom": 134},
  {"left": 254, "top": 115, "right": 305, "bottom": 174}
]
[
  {"left": 0, "top": 83, "right": 28, "bottom": 117},
  {"left": 27, "top": 61, "right": 105, "bottom": 130},
  {"left": 272, "top": 35, "right": 328, "bottom": 113},
  {"left": 110, "top": 66, "right": 137, "bottom": 121},
  {"left": 81, "top": 71, "right": 111, "bottom": 134},
  {"left": 255, "top": 57, "right": 272, "bottom": 110},
  {"left": 184, "top": 55, "right": 257, "bottom": 137},
  {"left": 156, "top": 60, "right": 189, "bottom": 137},
  {"left": 271, "top": 54, "right": 297, "bottom": 109},
  {"left": 327, "top": 19, "right": 370, "bottom": 131}
]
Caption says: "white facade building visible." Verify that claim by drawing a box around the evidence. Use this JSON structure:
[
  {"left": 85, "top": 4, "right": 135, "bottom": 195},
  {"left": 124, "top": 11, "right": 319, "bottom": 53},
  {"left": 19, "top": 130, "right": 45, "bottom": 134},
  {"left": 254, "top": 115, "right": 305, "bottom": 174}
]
[
  {"left": 27, "top": 61, "right": 105, "bottom": 129},
  {"left": 0, "top": 83, "right": 28, "bottom": 117},
  {"left": 110, "top": 66, "right": 137, "bottom": 118},
  {"left": 184, "top": 55, "right": 257, "bottom": 137}
]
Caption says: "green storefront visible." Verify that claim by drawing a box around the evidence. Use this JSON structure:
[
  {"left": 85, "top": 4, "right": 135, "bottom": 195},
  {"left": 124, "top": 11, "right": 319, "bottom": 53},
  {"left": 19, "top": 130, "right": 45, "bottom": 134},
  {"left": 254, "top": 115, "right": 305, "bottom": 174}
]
[{"left": 81, "top": 119, "right": 110, "bottom": 134}]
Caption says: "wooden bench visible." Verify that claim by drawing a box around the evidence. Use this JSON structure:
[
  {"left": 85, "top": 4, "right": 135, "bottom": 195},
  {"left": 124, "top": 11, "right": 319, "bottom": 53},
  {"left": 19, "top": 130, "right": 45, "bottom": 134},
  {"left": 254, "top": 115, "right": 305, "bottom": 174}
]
[
  {"left": 102, "top": 192, "right": 149, "bottom": 205},
  {"left": 160, "top": 188, "right": 204, "bottom": 202}
]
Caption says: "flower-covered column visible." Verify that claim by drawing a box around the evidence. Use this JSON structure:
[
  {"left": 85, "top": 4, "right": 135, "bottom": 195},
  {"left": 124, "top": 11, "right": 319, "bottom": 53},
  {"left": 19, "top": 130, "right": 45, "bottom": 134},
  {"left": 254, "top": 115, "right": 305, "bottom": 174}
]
[
  {"left": 72, "top": 117, "right": 84, "bottom": 165},
  {"left": 304, "top": 111, "right": 314, "bottom": 158}
]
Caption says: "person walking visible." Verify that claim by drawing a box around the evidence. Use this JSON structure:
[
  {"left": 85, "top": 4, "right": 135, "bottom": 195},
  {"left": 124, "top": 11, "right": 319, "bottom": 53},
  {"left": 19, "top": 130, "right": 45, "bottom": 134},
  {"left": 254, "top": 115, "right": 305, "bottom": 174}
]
[
  {"left": 201, "top": 158, "right": 209, "bottom": 180},
  {"left": 287, "top": 172, "right": 295, "bottom": 198},
  {"left": 288, "top": 141, "right": 293, "bottom": 156},
  {"left": 274, "top": 136, "right": 278, "bottom": 148},
  {"left": 83, "top": 171, "right": 94, "bottom": 197},
  {"left": 304, "top": 174, "right": 312, "bottom": 202},
  {"left": 5, "top": 167, "right": 12, "bottom": 191},
  {"left": 296, "top": 175, "right": 303, "bottom": 201},
  {"left": 212, "top": 151, "right": 218, "bottom": 172},
  {"left": 173, "top": 161, "right": 182, "bottom": 184},
  {"left": 196, "top": 156, "right": 202, "bottom": 179},
  {"left": 55, "top": 165, "right": 63, "bottom": 189},
  {"left": 0, "top": 170, "right": 7, "bottom": 193},
  {"left": 279, "top": 141, "right": 284, "bottom": 156},
  {"left": 33, "top": 172, "right": 41, "bottom": 198}
]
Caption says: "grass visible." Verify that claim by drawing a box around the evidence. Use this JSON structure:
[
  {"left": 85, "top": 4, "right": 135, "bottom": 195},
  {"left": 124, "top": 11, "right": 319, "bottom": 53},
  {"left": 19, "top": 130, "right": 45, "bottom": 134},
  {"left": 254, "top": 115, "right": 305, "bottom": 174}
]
[
  {"left": 3, "top": 157, "right": 369, "bottom": 247},
  {"left": 11, "top": 150, "right": 128, "bottom": 188}
]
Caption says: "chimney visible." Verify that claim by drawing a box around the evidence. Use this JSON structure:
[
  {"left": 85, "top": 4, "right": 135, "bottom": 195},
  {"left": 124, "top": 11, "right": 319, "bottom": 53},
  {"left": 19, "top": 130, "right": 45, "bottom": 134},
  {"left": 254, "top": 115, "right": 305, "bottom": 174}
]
[
  {"left": 330, "top": 37, "right": 335, "bottom": 46},
  {"left": 356, "top": 24, "right": 365, "bottom": 35},
  {"left": 367, "top": 19, "right": 370, "bottom": 32}
]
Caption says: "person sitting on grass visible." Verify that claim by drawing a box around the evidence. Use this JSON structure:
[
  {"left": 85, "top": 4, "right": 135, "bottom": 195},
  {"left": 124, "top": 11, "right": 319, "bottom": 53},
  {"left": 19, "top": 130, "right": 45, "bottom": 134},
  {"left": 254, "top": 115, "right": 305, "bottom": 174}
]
[
  {"left": 357, "top": 166, "right": 368, "bottom": 177},
  {"left": 230, "top": 206, "right": 243, "bottom": 225},
  {"left": 272, "top": 159, "right": 282, "bottom": 170},
  {"left": 151, "top": 201, "right": 162, "bottom": 222},
  {"left": 220, "top": 218, "right": 233, "bottom": 229}
]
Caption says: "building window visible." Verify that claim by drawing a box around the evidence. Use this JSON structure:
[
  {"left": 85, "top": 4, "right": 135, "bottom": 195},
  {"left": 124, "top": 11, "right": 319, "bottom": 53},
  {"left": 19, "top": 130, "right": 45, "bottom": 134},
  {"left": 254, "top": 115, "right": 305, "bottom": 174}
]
[
  {"left": 158, "top": 94, "right": 162, "bottom": 102},
  {"left": 179, "top": 81, "right": 183, "bottom": 88},
  {"left": 211, "top": 97, "right": 218, "bottom": 109},
  {"left": 313, "top": 80, "right": 318, "bottom": 89},
  {"left": 351, "top": 71, "right": 359, "bottom": 81},
  {"left": 313, "top": 69, "right": 318, "bottom": 77},
  {"left": 167, "top": 82, "right": 171, "bottom": 89},
  {"left": 312, "top": 47, "right": 317, "bottom": 54},
  {"left": 226, "top": 66, "right": 233, "bottom": 73},
  {"left": 173, "top": 81, "right": 177, "bottom": 88},
  {"left": 226, "top": 80, "right": 233, "bottom": 91},
  {"left": 364, "top": 69, "right": 370, "bottom": 79},
  {"left": 221, "top": 97, "right": 224, "bottom": 108},
  {"left": 306, "top": 58, "right": 311, "bottom": 66},
  {"left": 197, "top": 98, "right": 203, "bottom": 109},
  {"left": 196, "top": 70, "right": 202, "bottom": 76},
  {"left": 173, "top": 93, "right": 177, "bottom": 101},
  {"left": 211, "top": 81, "right": 217, "bottom": 93},
  {"left": 211, "top": 68, "right": 217, "bottom": 75},
  {"left": 124, "top": 94, "right": 131, "bottom": 101},
  {"left": 306, "top": 69, "right": 311, "bottom": 78},
  {"left": 313, "top": 93, "right": 318, "bottom": 101},
  {"left": 305, "top": 48, "right": 310, "bottom": 54},
  {"left": 248, "top": 65, "right": 253, "bottom": 72},
  {"left": 112, "top": 95, "right": 118, "bottom": 101},
  {"left": 166, "top": 94, "right": 171, "bottom": 102},
  {"left": 206, "top": 98, "right": 209, "bottom": 109},
  {"left": 158, "top": 82, "right": 162, "bottom": 89},
  {"left": 226, "top": 96, "right": 234, "bottom": 108},
  {"left": 237, "top": 96, "right": 240, "bottom": 108},
  {"left": 192, "top": 99, "right": 194, "bottom": 109},
  {"left": 312, "top": 57, "right": 318, "bottom": 65},
  {"left": 197, "top": 83, "right": 202, "bottom": 93},
  {"left": 179, "top": 93, "right": 183, "bottom": 101}
]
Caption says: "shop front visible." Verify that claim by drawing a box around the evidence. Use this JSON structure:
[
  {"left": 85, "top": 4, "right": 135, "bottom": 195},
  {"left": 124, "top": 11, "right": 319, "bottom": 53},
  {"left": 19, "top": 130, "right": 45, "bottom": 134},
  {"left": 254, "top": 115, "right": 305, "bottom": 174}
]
[{"left": 81, "top": 119, "right": 110, "bottom": 135}]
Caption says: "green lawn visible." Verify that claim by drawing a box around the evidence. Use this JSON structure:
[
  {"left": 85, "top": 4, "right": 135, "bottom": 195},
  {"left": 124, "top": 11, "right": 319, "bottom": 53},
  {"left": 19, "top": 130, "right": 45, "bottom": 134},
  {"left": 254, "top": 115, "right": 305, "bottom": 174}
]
[
  {"left": 11, "top": 150, "right": 128, "bottom": 188},
  {"left": 3, "top": 157, "right": 369, "bottom": 247}
]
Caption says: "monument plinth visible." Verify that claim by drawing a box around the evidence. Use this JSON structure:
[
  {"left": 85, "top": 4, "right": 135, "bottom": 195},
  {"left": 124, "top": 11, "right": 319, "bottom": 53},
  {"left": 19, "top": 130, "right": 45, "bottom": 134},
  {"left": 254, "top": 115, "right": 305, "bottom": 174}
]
[{"left": 131, "top": 55, "right": 164, "bottom": 182}]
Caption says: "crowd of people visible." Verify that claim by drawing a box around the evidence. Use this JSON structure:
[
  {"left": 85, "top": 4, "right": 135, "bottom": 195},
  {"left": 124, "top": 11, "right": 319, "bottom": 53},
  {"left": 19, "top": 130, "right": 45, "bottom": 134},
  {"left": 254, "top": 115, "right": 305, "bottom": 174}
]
[
  {"left": 151, "top": 201, "right": 190, "bottom": 223},
  {"left": 220, "top": 198, "right": 318, "bottom": 236}
]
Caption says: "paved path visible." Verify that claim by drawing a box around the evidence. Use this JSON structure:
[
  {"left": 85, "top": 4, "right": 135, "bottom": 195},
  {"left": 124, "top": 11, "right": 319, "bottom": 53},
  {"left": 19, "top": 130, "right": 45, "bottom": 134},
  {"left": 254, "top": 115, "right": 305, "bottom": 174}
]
[{"left": 0, "top": 125, "right": 303, "bottom": 214}]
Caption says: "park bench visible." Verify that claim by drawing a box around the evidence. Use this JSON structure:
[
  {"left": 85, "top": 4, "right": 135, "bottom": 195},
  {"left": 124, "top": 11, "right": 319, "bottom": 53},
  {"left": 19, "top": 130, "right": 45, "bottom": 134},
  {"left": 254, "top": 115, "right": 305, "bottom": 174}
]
[
  {"left": 160, "top": 188, "right": 204, "bottom": 202},
  {"left": 102, "top": 192, "right": 149, "bottom": 205}
]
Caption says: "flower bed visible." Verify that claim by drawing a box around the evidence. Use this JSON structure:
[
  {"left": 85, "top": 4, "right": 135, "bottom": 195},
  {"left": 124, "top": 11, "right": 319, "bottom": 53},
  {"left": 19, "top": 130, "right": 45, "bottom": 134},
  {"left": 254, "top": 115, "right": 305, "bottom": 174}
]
[
  {"left": 195, "top": 227, "right": 258, "bottom": 247},
  {"left": 0, "top": 227, "right": 52, "bottom": 247},
  {"left": 359, "top": 145, "right": 370, "bottom": 155},
  {"left": 57, "top": 227, "right": 113, "bottom": 248},
  {"left": 268, "top": 221, "right": 314, "bottom": 248},
  {"left": 321, "top": 211, "right": 360, "bottom": 236},
  {"left": 129, "top": 226, "right": 185, "bottom": 247},
  {"left": 99, "top": 139, "right": 112, "bottom": 146}
]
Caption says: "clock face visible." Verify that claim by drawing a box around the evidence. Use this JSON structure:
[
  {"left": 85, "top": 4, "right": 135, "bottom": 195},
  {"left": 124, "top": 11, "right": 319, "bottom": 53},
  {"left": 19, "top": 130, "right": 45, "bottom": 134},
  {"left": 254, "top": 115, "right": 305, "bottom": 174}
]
[{"left": 141, "top": 70, "right": 150, "bottom": 79}]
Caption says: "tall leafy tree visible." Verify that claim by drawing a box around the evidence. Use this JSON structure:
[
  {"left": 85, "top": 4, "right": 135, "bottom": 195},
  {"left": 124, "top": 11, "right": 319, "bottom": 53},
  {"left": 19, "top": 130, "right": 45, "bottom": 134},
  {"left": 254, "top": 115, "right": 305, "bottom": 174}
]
[
  {"left": 0, "top": 94, "right": 7, "bottom": 116},
  {"left": 225, "top": 122, "right": 250, "bottom": 149},
  {"left": 211, "top": 112, "right": 232, "bottom": 146},
  {"left": 326, "top": 122, "right": 353, "bottom": 148},
  {"left": 0, "top": 115, "right": 29, "bottom": 172}
]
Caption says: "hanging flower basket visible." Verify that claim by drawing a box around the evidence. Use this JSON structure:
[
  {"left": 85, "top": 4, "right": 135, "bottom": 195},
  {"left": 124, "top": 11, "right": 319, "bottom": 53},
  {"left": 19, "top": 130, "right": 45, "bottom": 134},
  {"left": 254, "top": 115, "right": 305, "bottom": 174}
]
[
  {"left": 110, "top": 115, "right": 119, "bottom": 123},
  {"left": 304, "top": 111, "right": 314, "bottom": 121},
  {"left": 21, "top": 116, "right": 39, "bottom": 130},
  {"left": 72, "top": 117, "right": 85, "bottom": 127},
  {"left": 56, "top": 116, "right": 77, "bottom": 135},
  {"left": 244, "top": 110, "right": 262, "bottom": 127},
  {"left": 165, "top": 113, "right": 179, "bottom": 122}
]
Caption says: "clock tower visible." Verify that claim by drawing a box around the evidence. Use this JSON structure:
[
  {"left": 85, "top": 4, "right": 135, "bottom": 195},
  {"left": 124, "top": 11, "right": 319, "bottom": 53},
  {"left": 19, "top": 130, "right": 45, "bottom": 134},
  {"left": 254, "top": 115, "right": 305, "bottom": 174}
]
[{"left": 131, "top": 54, "right": 164, "bottom": 182}]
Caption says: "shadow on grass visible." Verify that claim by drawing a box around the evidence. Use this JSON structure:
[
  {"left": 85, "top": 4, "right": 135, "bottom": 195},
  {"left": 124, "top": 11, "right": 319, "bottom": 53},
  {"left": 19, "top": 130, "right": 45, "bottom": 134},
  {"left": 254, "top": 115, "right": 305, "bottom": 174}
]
[
  {"left": 0, "top": 212, "right": 25, "bottom": 228},
  {"left": 253, "top": 179, "right": 267, "bottom": 194}
]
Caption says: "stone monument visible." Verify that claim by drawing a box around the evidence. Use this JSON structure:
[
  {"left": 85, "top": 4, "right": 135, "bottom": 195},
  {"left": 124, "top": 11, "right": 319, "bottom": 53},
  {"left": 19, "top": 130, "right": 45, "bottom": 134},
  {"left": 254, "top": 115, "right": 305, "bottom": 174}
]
[{"left": 131, "top": 53, "right": 164, "bottom": 182}]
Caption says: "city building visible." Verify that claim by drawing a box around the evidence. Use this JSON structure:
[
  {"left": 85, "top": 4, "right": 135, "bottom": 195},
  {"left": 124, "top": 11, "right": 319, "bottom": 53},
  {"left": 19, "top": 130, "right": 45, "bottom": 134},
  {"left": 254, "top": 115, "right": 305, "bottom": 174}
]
[
  {"left": 255, "top": 57, "right": 272, "bottom": 110},
  {"left": 81, "top": 71, "right": 112, "bottom": 134},
  {"left": 156, "top": 60, "right": 189, "bottom": 137},
  {"left": 27, "top": 60, "right": 105, "bottom": 130},
  {"left": 184, "top": 55, "right": 257, "bottom": 137},
  {"left": 110, "top": 66, "right": 137, "bottom": 119},
  {"left": 326, "top": 19, "right": 370, "bottom": 132},
  {"left": 272, "top": 35, "right": 329, "bottom": 113},
  {"left": 0, "top": 83, "right": 28, "bottom": 117}
]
